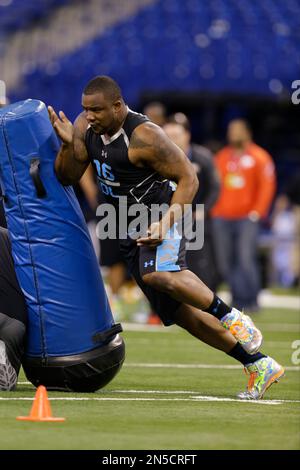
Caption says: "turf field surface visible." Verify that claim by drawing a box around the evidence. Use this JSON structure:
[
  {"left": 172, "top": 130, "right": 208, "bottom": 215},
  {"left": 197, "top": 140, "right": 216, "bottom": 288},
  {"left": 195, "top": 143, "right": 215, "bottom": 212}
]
[{"left": 0, "top": 308, "right": 299, "bottom": 450}]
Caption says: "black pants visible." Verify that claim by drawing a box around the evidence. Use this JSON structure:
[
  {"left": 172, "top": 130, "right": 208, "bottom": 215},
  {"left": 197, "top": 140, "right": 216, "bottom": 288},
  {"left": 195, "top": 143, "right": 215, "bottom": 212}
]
[{"left": 0, "top": 227, "right": 27, "bottom": 389}]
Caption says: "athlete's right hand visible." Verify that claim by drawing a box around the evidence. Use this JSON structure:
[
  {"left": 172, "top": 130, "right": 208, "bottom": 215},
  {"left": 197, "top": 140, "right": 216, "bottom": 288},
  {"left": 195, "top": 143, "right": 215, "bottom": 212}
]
[{"left": 48, "top": 106, "right": 74, "bottom": 145}]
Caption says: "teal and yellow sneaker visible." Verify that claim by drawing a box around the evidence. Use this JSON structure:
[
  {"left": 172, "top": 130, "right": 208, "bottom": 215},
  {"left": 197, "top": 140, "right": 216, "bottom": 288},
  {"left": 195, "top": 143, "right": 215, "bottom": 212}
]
[
  {"left": 237, "top": 356, "right": 285, "bottom": 400},
  {"left": 221, "top": 308, "right": 263, "bottom": 354}
]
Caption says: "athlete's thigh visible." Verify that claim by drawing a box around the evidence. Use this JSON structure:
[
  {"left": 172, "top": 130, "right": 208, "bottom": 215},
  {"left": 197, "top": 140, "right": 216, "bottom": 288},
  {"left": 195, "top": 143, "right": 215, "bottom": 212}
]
[
  {"left": 139, "top": 228, "right": 187, "bottom": 277},
  {"left": 119, "top": 236, "right": 182, "bottom": 326}
]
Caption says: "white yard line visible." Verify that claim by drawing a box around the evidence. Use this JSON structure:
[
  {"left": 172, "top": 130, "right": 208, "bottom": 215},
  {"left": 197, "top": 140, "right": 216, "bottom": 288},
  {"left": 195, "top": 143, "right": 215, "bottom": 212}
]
[
  {"left": 263, "top": 341, "right": 297, "bottom": 347},
  {"left": 219, "top": 291, "right": 300, "bottom": 310},
  {"left": 127, "top": 339, "right": 299, "bottom": 347},
  {"left": 259, "top": 324, "right": 300, "bottom": 332},
  {"left": 122, "top": 322, "right": 300, "bottom": 333},
  {"left": 16, "top": 362, "right": 299, "bottom": 388},
  {"left": 122, "top": 323, "right": 167, "bottom": 332},
  {"left": 123, "top": 363, "right": 300, "bottom": 371},
  {"left": 0, "top": 395, "right": 299, "bottom": 405},
  {"left": 191, "top": 396, "right": 300, "bottom": 405}
]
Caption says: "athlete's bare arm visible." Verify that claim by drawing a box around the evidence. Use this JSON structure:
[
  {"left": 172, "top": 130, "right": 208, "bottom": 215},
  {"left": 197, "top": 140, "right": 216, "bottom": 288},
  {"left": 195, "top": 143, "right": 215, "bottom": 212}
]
[
  {"left": 48, "top": 107, "right": 90, "bottom": 185},
  {"left": 129, "top": 121, "right": 199, "bottom": 246},
  {"left": 79, "top": 164, "right": 98, "bottom": 210}
]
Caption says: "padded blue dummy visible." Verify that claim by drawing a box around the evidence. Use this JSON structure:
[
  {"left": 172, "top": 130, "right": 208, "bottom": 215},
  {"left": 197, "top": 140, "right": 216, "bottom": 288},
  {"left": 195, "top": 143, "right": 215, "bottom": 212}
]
[{"left": 0, "top": 99, "right": 117, "bottom": 358}]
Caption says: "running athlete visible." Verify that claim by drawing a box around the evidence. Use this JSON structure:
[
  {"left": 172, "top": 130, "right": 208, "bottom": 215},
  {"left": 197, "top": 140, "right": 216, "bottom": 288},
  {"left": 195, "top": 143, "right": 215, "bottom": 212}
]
[
  {"left": 0, "top": 227, "right": 27, "bottom": 390},
  {"left": 48, "top": 76, "right": 284, "bottom": 399}
]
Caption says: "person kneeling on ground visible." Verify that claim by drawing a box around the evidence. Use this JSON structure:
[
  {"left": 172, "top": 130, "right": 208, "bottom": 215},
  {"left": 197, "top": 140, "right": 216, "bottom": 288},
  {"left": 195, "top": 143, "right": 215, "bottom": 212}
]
[{"left": 0, "top": 227, "right": 27, "bottom": 391}]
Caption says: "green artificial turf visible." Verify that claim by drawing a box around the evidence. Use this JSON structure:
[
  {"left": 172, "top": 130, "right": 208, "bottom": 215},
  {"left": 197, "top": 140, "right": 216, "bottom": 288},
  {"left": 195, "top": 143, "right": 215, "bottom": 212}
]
[{"left": 0, "top": 308, "right": 299, "bottom": 450}]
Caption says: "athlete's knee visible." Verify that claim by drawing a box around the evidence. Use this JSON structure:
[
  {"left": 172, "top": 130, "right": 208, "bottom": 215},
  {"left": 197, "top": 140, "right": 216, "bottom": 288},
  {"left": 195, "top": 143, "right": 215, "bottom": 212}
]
[
  {"left": 0, "top": 314, "right": 25, "bottom": 346},
  {"left": 142, "top": 271, "right": 176, "bottom": 295},
  {"left": 0, "top": 340, "right": 18, "bottom": 391}
]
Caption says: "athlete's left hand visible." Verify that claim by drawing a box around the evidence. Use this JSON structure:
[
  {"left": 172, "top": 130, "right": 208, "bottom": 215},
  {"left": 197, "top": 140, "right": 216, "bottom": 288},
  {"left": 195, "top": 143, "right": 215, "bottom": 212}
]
[{"left": 137, "top": 222, "right": 166, "bottom": 247}]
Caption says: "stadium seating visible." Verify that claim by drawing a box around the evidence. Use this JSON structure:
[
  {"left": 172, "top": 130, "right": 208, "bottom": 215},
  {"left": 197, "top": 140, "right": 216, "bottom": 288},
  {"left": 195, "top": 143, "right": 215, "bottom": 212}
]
[
  {"left": 0, "top": 0, "right": 71, "bottom": 35},
  {"left": 2, "top": 0, "right": 300, "bottom": 118}
]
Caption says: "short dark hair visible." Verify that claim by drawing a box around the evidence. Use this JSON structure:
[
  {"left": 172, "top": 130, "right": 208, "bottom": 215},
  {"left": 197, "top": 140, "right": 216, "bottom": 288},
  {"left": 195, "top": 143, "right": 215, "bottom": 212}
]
[
  {"left": 229, "top": 118, "right": 252, "bottom": 133},
  {"left": 166, "top": 113, "right": 191, "bottom": 132},
  {"left": 143, "top": 101, "right": 166, "bottom": 115},
  {"left": 83, "top": 75, "right": 122, "bottom": 102}
]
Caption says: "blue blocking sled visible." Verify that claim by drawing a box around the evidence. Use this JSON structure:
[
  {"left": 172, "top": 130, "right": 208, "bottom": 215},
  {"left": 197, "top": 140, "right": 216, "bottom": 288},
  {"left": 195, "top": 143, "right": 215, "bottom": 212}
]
[{"left": 0, "top": 99, "right": 125, "bottom": 392}]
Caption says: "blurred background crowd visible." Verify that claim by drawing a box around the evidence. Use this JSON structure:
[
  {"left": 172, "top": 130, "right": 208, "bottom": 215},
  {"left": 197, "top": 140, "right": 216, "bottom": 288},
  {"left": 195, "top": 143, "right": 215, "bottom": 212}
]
[{"left": 1, "top": 0, "right": 299, "bottom": 323}]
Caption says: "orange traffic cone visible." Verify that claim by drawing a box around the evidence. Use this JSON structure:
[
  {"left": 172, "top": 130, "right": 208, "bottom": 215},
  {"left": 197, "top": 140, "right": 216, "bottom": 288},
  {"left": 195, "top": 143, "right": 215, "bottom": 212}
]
[{"left": 17, "top": 385, "right": 65, "bottom": 422}]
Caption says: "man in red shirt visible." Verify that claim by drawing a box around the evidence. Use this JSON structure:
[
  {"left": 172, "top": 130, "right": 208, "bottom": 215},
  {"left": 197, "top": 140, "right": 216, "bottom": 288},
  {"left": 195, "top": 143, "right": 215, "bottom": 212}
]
[{"left": 212, "top": 119, "right": 276, "bottom": 312}]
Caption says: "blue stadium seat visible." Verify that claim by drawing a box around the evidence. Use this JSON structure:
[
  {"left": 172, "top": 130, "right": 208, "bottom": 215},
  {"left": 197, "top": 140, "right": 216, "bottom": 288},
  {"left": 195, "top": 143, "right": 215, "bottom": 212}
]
[
  {"left": 7, "top": 0, "right": 300, "bottom": 118},
  {"left": 0, "top": 0, "right": 71, "bottom": 35}
]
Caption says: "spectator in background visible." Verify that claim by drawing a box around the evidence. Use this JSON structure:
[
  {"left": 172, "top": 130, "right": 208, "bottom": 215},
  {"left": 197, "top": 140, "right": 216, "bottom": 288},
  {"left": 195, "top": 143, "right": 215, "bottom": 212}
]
[
  {"left": 271, "top": 194, "right": 300, "bottom": 287},
  {"left": 164, "top": 113, "right": 221, "bottom": 290},
  {"left": 211, "top": 119, "right": 276, "bottom": 312},
  {"left": 142, "top": 102, "right": 168, "bottom": 323},
  {"left": 143, "top": 102, "right": 167, "bottom": 127},
  {"left": 286, "top": 171, "right": 300, "bottom": 286}
]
